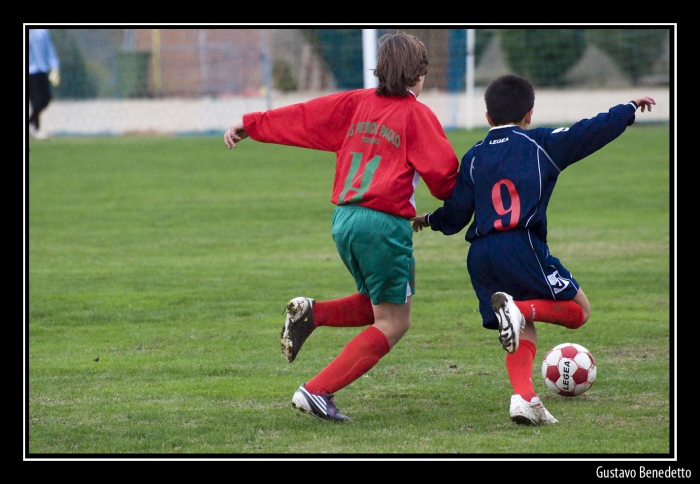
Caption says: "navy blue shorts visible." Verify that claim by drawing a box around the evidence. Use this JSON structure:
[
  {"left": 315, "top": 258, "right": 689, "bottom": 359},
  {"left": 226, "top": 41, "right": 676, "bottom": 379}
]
[{"left": 467, "top": 228, "right": 580, "bottom": 330}]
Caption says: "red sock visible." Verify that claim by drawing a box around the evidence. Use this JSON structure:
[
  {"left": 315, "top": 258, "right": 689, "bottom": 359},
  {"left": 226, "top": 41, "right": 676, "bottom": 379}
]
[
  {"left": 506, "top": 339, "right": 537, "bottom": 402},
  {"left": 305, "top": 326, "right": 390, "bottom": 395},
  {"left": 515, "top": 299, "right": 585, "bottom": 329},
  {"left": 313, "top": 293, "right": 374, "bottom": 328}
]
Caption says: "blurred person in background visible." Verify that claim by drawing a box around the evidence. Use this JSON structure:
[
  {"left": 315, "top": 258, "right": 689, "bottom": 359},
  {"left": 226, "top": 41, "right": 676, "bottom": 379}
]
[{"left": 28, "top": 28, "right": 60, "bottom": 140}]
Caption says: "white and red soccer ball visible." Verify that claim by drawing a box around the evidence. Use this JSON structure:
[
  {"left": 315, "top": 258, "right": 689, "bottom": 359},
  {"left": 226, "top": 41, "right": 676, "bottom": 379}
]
[{"left": 541, "top": 343, "right": 597, "bottom": 397}]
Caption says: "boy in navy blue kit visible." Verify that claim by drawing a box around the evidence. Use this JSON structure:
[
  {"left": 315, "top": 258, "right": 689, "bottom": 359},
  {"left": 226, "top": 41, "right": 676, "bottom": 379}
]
[{"left": 411, "top": 74, "right": 655, "bottom": 425}]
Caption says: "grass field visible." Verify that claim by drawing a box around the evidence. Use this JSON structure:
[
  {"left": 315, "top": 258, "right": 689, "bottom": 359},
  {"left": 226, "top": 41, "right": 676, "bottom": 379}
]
[{"left": 26, "top": 124, "right": 674, "bottom": 463}]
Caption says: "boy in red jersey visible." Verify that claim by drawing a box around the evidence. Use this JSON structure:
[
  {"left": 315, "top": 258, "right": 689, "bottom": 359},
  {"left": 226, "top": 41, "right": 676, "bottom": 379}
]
[
  {"left": 411, "top": 74, "right": 655, "bottom": 425},
  {"left": 224, "top": 31, "right": 459, "bottom": 421}
]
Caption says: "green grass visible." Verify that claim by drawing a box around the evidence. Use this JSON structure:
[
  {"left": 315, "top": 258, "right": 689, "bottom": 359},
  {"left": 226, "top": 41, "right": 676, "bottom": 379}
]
[{"left": 27, "top": 125, "right": 673, "bottom": 462}]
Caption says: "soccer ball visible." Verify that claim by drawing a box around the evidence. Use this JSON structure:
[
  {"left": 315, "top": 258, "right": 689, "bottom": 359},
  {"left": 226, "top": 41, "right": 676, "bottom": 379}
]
[{"left": 541, "top": 343, "right": 597, "bottom": 397}]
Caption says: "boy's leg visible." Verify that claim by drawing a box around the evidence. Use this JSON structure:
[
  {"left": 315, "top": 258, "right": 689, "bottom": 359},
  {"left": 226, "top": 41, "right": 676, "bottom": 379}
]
[
  {"left": 469, "top": 232, "right": 565, "bottom": 424},
  {"left": 315, "top": 293, "right": 375, "bottom": 327},
  {"left": 291, "top": 300, "right": 408, "bottom": 422},
  {"left": 506, "top": 336, "right": 538, "bottom": 402},
  {"left": 489, "top": 293, "right": 558, "bottom": 424},
  {"left": 304, "top": 324, "right": 390, "bottom": 396},
  {"left": 514, "top": 297, "right": 586, "bottom": 329},
  {"left": 293, "top": 205, "right": 414, "bottom": 420},
  {"left": 305, "top": 299, "right": 409, "bottom": 395},
  {"left": 290, "top": 320, "right": 393, "bottom": 423},
  {"left": 27, "top": 73, "right": 51, "bottom": 130},
  {"left": 506, "top": 333, "right": 558, "bottom": 425}
]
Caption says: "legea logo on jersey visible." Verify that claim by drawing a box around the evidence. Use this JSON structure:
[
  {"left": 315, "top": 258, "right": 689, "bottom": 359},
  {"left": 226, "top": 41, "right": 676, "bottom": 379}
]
[
  {"left": 546, "top": 270, "right": 570, "bottom": 294},
  {"left": 489, "top": 137, "right": 508, "bottom": 144},
  {"left": 551, "top": 127, "right": 570, "bottom": 134}
]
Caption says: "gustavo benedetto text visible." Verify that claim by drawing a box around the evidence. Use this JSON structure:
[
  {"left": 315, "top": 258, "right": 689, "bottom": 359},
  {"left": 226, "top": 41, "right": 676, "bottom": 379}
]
[{"left": 596, "top": 467, "right": 691, "bottom": 478}]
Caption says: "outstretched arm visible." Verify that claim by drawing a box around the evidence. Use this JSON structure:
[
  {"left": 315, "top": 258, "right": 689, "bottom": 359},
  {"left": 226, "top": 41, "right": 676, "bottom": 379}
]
[
  {"left": 634, "top": 96, "right": 656, "bottom": 113},
  {"left": 224, "top": 120, "right": 249, "bottom": 149}
]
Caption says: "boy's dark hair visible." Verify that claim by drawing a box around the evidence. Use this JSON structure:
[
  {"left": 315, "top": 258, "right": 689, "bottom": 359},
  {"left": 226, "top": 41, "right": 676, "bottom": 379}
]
[
  {"left": 484, "top": 74, "right": 535, "bottom": 125},
  {"left": 374, "top": 31, "right": 428, "bottom": 97}
]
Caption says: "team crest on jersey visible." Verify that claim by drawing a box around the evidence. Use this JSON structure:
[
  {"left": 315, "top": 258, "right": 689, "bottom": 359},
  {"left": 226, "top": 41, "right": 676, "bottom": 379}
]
[{"left": 547, "top": 270, "right": 570, "bottom": 294}]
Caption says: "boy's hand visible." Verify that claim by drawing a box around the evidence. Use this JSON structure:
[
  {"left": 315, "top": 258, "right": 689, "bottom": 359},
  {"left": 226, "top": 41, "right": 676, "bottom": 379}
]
[
  {"left": 224, "top": 120, "right": 249, "bottom": 149},
  {"left": 634, "top": 96, "right": 656, "bottom": 113},
  {"left": 410, "top": 214, "right": 428, "bottom": 232}
]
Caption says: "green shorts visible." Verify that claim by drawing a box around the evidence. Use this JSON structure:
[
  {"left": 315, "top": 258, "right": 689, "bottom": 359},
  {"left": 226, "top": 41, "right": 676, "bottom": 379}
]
[{"left": 331, "top": 204, "right": 415, "bottom": 305}]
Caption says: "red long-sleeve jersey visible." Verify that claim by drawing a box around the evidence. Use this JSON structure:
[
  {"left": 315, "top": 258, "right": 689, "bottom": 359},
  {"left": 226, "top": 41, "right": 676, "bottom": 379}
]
[{"left": 242, "top": 88, "right": 458, "bottom": 218}]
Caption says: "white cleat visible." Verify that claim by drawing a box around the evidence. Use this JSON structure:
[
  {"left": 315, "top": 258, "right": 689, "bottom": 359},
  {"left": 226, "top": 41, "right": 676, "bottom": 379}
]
[
  {"left": 510, "top": 395, "right": 559, "bottom": 425},
  {"left": 292, "top": 384, "right": 351, "bottom": 422}
]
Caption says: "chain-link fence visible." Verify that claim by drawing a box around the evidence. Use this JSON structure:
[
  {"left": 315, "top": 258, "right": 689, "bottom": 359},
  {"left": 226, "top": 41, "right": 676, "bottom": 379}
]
[{"left": 26, "top": 28, "right": 673, "bottom": 136}]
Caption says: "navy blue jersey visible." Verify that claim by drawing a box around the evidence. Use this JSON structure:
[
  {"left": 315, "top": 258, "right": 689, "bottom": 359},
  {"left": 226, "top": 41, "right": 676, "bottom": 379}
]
[
  {"left": 426, "top": 100, "right": 640, "bottom": 328},
  {"left": 427, "top": 101, "right": 639, "bottom": 243}
]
